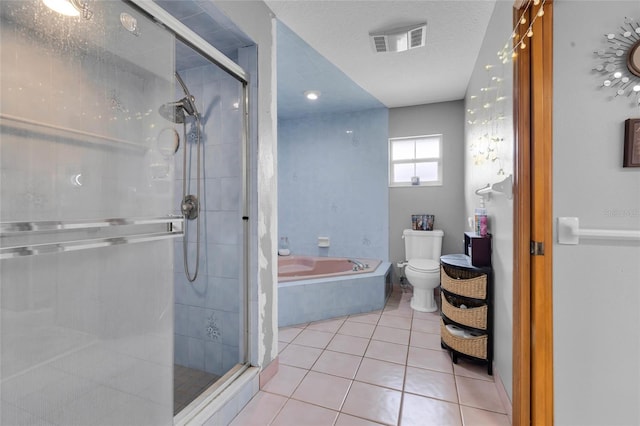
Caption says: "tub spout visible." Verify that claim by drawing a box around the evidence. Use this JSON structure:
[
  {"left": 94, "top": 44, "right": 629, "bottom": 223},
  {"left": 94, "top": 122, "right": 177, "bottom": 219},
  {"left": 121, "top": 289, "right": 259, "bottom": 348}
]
[{"left": 348, "top": 259, "right": 366, "bottom": 271}]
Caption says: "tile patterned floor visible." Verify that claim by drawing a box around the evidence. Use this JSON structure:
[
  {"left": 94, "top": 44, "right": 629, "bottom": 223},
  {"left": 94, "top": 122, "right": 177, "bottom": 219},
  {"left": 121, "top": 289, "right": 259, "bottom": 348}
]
[
  {"left": 174, "top": 364, "right": 220, "bottom": 415},
  {"left": 230, "top": 286, "right": 511, "bottom": 426}
]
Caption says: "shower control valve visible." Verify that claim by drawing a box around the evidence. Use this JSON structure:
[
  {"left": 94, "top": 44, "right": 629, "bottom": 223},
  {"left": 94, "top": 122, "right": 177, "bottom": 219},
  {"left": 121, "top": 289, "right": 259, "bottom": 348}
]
[{"left": 181, "top": 195, "right": 199, "bottom": 220}]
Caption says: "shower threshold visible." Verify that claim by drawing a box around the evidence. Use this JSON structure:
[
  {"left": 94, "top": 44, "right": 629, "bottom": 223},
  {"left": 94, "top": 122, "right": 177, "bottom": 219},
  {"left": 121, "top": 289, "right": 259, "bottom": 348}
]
[{"left": 174, "top": 365, "right": 220, "bottom": 415}]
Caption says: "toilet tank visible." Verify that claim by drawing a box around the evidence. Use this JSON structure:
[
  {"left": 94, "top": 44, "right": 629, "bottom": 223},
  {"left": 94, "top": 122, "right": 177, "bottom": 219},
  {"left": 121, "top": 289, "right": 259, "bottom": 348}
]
[{"left": 403, "top": 229, "right": 444, "bottom": 260}]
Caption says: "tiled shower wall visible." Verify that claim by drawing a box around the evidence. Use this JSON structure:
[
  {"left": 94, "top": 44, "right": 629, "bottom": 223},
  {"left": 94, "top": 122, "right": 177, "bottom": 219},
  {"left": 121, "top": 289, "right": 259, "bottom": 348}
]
[
  {"left": 172, "top": 62, "right": 244, "bottom": 377},
  {"left": 278, "top": 108, "right": 390, "bottom": 260}
]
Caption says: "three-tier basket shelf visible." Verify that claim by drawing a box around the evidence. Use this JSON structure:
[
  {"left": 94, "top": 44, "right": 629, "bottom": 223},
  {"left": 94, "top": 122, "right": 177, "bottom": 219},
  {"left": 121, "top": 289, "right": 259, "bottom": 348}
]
[{"left": 439, "top": 253, "right": 493, "bottom": 375}]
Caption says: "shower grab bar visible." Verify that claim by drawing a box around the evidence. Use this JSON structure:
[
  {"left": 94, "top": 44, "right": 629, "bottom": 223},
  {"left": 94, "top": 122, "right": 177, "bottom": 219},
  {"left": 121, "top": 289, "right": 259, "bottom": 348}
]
[
  {"left": 1, "top": 216, "right": 183, "bottom": 234},
  {"left": 0, "top": 231, "right": 181, "bottom": 259},
  {"left": 557, "top": 217, "right": 640, "bottom": 244},
  {"left": 0, "top": 216, "right": 183, "bottom": 259},
  {"left": 0, "top": 113, "right": 147, "bottom": 152}
]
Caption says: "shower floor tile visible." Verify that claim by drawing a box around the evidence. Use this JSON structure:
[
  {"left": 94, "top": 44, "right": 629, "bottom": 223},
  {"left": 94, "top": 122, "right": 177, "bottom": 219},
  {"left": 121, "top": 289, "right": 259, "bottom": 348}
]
[{"left": 174, "top": 364, "right": 220, "bottom": 415}]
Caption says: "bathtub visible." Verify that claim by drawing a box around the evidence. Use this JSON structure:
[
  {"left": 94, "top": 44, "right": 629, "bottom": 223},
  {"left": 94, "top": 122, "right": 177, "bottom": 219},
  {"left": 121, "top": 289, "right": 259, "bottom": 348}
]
[
  {"left": 278, "top": 255, "right": 392, "bottom": 327},
  {"left": 278, "top": 255, "right": 382, "bottom": 282}
]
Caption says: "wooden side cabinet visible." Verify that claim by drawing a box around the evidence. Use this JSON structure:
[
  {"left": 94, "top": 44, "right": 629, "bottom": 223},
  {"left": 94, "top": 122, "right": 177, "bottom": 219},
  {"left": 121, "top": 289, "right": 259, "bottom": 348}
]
[
  {"left": 464, "top": 231, "right": 492, "bottom": 267},
  {"left": 439, "top": 253, "right": 493, "bottom": 375}
]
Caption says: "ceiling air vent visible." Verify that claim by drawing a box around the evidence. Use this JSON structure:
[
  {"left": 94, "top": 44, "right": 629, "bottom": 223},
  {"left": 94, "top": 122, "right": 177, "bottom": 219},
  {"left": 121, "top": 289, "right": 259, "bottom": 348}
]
[
  {"left": 369, "top": 23, "right": 427, "bottom": 53},
  {"left": 409, "top": 27, "right": 426, "bottom": 49},
  {"left": 372, "top": 35, "right": 388, "bottom": 53}
]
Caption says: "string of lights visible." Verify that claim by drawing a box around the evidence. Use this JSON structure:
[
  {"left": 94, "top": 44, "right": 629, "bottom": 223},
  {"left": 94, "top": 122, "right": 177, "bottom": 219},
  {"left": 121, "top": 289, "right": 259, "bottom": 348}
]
[
  {"left": 498, "top": 0, "right": 547, "bottom": 64},
  {"left": 468, "top": 1, "right": 551, "bottom": 174}
]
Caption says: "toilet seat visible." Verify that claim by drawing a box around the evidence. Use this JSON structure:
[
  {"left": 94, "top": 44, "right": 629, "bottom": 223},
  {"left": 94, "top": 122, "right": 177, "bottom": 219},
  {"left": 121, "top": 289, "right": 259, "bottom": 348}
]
[{"left": 407, "top": 259, "right": 439, "bottom": 273}]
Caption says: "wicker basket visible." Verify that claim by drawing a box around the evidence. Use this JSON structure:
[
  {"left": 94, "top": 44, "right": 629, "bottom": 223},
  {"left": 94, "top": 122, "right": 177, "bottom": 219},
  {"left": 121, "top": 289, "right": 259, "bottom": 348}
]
[
  {"left": 440, "top": 319, "right": 487, "bottom": 360},
  {"left": 440, "top": 265, "right": 487, "bottom": 299},
  {"left": 441, "top": 292, "right": 487, "bottom": 330}
]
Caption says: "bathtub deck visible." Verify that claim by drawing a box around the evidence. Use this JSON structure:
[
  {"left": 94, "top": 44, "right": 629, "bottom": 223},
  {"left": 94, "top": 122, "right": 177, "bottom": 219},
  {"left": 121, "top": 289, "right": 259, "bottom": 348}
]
[{"left": 278, "top": 262, "right": 392, "bottom": 327}]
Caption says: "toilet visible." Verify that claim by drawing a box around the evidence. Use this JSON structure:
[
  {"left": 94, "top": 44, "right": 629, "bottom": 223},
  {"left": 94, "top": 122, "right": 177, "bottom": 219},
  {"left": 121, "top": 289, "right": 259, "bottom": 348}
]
[{"left": 402, "top": 229, "right": 444, "bottom": 312}]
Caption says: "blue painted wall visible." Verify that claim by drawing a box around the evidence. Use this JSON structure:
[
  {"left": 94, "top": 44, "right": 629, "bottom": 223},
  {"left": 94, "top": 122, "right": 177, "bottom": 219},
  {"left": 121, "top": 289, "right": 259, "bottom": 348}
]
[
  {"left": 277, "top": 21, "right": 385, "bottom": 119},
  {"left": 278, "top": 108, "right": 389, "bottom": 260}
]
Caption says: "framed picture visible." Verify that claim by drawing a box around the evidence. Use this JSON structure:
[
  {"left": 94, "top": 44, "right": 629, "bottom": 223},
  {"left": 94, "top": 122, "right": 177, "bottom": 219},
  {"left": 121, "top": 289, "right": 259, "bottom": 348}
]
[{"left": 624, "top": 118, "right": 640, "bottom": 167}]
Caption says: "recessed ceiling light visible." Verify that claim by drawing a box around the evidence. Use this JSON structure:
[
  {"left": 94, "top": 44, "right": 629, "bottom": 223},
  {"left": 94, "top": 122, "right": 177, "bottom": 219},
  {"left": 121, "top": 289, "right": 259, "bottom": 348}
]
[{"left": 304, "top": 90, "right": 320, "bottom": 101}]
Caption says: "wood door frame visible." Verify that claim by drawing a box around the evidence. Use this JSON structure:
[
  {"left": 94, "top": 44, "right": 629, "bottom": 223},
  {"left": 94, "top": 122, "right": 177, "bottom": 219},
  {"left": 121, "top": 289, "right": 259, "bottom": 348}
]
[
  {"left": 512, "top": 1, "right": 532, "bottom": 422},
  {"left": 513, "top": 1, "right": 554, "bottom": 425}
]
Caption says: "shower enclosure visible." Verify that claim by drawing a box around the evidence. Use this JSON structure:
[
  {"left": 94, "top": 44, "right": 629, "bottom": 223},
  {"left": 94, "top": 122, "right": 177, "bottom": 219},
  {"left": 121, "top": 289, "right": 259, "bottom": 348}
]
[
  {"left": 0, "top": 1, "right": 250, "bottom": 424},
  {"left": 170, "top": 41, "right": 249, "bottom": 414}
]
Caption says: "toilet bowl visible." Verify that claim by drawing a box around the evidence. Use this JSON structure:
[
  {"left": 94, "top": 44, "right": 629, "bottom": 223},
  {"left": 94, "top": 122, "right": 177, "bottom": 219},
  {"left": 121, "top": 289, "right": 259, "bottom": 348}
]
[
  {"left": 402, "top": 229, "right": 444, "bottom": 313},
  {"left": 404, "top": 258, "right": 440, "bottom": 312}
]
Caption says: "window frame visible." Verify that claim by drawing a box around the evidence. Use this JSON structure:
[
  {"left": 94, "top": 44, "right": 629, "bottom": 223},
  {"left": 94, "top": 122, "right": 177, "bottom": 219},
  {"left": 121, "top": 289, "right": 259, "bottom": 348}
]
[{"left": 388, "top": 134, "right": 443, "bottom": 187}]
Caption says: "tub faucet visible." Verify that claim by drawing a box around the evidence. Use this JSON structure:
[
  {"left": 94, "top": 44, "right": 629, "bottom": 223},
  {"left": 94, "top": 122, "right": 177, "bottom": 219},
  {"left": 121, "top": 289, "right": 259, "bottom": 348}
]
[{"left": 348, "top": 259, "right": 366, "bottom": 271}]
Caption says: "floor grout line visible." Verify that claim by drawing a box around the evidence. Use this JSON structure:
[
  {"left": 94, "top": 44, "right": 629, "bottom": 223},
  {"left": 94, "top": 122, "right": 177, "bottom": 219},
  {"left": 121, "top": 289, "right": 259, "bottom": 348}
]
[{"left": 263, "top": 285, "right": 508, "bottom": 426}]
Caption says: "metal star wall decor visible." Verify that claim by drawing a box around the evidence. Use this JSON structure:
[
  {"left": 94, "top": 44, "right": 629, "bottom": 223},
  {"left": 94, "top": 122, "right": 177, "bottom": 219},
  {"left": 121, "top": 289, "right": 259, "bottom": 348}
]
[{"left": 594, "top": 17, "right": 640, "bottom": 110}]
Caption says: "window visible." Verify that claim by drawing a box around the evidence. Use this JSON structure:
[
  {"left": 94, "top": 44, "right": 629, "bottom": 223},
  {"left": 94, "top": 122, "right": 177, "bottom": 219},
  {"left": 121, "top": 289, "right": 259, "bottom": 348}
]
[{"left": 389, "top": 134, "right": 443, "bottom": 186}]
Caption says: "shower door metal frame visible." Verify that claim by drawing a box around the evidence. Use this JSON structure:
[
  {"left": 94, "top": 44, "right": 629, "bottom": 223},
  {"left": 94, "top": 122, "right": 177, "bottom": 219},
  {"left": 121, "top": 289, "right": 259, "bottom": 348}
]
[{"left": 126, "top": 0, "right": 253, "bottom": 418}]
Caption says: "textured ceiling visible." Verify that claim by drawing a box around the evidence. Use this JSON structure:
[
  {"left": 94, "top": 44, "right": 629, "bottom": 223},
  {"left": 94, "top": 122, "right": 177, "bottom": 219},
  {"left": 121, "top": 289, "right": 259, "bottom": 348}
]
[
  {"left": 156, "top": 0, "right": 497, "bottom": 117},
  {"left": 266, "top": 0, "right": 497, "bottom": 109},
  {"left": 277, "top": 21, "right": 385, "bottom": 119}
]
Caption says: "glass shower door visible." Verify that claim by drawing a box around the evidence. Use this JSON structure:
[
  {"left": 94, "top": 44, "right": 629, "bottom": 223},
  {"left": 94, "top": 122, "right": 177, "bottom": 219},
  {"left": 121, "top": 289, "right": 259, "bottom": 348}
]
[
  {"left": 1, "top": 1, "right": 178, "bottom": 424},
  {"left": 171, "top": 53, "right": 248, "bottom": 414}
]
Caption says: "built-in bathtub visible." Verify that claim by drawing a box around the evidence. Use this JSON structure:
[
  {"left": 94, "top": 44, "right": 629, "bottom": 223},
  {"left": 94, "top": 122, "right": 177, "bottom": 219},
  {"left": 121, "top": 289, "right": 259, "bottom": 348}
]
[{"left": 278, "top": 255, "right": 392, "bottom": 327}]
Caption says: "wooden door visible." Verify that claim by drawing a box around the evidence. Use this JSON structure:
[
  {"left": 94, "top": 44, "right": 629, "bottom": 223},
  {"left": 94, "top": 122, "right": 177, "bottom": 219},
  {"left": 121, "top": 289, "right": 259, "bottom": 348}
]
[{"left": 512, "top": 1, "right": 554, "bottom": 425}]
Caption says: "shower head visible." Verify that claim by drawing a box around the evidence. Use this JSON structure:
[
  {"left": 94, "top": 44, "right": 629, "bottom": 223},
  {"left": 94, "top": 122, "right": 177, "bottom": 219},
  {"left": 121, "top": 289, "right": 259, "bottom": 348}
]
[
  {"left": 158, "top": 96, "right": 198, "bottom": 123},
  {"left": 158, "top": 100, "right": 187, "bottom": 123},
  {"left": 158, "top": 72, "right": 200, "bottom": 123}
]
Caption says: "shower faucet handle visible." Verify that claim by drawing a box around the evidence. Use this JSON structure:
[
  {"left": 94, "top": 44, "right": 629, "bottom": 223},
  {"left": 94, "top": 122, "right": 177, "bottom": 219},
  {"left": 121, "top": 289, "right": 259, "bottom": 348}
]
[{"left": 181, "top": 195, "right": 199, "bottom": 220}]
